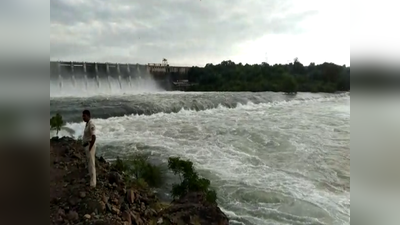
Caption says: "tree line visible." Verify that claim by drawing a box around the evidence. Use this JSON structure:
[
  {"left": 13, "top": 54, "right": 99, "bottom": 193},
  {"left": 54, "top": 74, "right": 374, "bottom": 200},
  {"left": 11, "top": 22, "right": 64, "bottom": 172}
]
[{"left": 186, "top": 59, "right": 350, "bottom": 93}]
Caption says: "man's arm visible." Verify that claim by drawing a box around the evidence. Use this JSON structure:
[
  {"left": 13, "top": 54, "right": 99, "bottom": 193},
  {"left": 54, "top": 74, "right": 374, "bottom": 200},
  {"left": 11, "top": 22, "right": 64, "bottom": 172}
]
[{"left": 89, "top": 122, "right": 96, "bottom": 151}]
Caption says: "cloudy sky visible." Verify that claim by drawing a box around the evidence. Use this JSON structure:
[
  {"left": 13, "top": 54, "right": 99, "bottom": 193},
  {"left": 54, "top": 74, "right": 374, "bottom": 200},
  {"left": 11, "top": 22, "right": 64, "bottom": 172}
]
[{"left": 50, "top": 0, "right": 350, "bottom": 66}]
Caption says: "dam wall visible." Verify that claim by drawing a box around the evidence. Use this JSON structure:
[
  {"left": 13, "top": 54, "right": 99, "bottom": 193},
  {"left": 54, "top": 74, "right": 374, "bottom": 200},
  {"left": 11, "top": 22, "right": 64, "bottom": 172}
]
[
  {"left": 50, "top": 61, "right": 191, "bottom": 79},
  {"left": 50, "top": 61, "right": 149, "bottom": 79},
  {"left": 50, "top": 61, "right": 193, "bottom": 91},
  {"left": 50, "top": 61, "right": 193, "bottom": 90}
]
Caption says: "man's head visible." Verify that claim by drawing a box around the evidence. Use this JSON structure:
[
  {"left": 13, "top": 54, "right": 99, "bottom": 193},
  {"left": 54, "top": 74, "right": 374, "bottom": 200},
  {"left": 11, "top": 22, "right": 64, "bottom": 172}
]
[{"left": 82, "top": 110, "right": 91, "bottom": 122}]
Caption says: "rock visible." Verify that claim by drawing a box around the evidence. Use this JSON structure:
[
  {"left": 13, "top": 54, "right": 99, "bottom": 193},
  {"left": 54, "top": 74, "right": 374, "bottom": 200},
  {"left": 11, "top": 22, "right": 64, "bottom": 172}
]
[
  {"left": 68, "top": 196, "right": 81, "bottom": 206},
  {"left": 145, "top": 208, "right": 157, "bottom": 217},
  {"left": 140, "top": 202, "right": 146, "bottom": 211},
  {"left": 106, "top": 203, "right": 113, "bottom": 212},
  {"left": 99, "top": 201, "right": 106, "bottom": 211},
  {"left": 84, "top": 214, "right": 91, "bottom": 219},
  {"left": 102, "top": 193, "right": 109, "bottom": 203},
  {"left": 130, "top": 211, "right": 143, "bottom": 225},
  {"left": 111, "top": 205, "right": 120, "bottom": 215},
  {"left": 57, "top": 208, "right": 66, "bottom": 218},
  {"left": 72, "top": 152, "right": 82, "bottom": 160},
  {"left": 127, "top": 189, "right": 135, "bottom": 204},
  {"left": 160, "top": 192, "right": 229, "bottom": 225},
  {"left": 108, "top": 172, "right": 123, "bottom": 184},
  {"left": 121, "top": 203, "right": 130, "bottom": 211},
  {"left": 111, "top": 197, "right": 119, "bottom": 205},
  {"left": 79, "top": 191, "right": 86, "bottom": 198},
  {"left": 121, "top": 210, "right": 131, "bottom": 225},
  {"left": 90, "top": 219, "right": 108, "bottom": 225},
  {"left": 56, "top": 216, "right": 64, "bottom": 223},
  {"left": 138, "top": 196, "right": 150, "bottom": 204},
  {"left": 80, "top": 199, "right": 105, "bottom": 215},
  {"left": 67, "top": 210, "right": 79, "bottom": 222}
]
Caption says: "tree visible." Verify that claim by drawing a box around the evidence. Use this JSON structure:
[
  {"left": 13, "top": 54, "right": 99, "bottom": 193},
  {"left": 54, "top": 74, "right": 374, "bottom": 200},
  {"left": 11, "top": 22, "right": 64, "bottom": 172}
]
[
  {"left": 50, "top": 113, "right": 65, "bottom": 136},
  {"left": 282, "top": 74, "right": 298, "bottom": 94},
  {"left": 184, "top": 60, "right": 349, "bottom": 93},
  {"left": 168, "top": 157, "right": 217, "bottom": 203}
]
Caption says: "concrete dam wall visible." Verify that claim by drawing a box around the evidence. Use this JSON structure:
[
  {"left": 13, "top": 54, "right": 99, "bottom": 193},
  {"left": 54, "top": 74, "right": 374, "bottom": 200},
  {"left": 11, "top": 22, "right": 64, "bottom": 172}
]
[
  {"left": 50, "top": 61, "right": 192, "bottom": 95},
  {"left": 50, "top": 61, "right": 150, "bottom": 79}
]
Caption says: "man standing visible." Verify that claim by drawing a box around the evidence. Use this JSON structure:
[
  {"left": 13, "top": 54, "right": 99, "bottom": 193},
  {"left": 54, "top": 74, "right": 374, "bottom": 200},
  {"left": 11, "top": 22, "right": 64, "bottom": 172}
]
[{"left": 82, "top": 109, "right": 97, "bottom": 187}]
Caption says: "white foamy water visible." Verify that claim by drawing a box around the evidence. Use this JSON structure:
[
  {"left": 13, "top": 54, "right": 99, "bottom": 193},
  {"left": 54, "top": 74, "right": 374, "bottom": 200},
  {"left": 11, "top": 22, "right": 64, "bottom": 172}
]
[
  {"left": 60, "top": 93, "right": 350, "bottom": 225},
  {"left": 50, "top": 76, "right": 165, "bottom": 98}
]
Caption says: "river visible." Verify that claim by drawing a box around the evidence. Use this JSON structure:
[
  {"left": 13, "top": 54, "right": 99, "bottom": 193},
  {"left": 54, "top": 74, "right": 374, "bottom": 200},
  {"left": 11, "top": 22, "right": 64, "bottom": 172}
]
[{"left": 50, "top": 88, "right": 350, "bottom": 225}]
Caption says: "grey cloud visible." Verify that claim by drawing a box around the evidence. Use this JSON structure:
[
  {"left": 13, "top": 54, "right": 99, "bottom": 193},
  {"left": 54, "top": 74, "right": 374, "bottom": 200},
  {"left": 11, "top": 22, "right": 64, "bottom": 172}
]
[{"left": 50, "top": 0, "right": 318, "bottom": 65}]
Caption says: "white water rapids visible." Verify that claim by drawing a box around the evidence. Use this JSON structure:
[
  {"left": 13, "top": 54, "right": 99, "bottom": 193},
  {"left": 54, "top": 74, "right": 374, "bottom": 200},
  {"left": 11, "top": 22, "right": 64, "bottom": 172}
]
[{"left": 52, "top": 92, "right": 350, "bottom": 225}]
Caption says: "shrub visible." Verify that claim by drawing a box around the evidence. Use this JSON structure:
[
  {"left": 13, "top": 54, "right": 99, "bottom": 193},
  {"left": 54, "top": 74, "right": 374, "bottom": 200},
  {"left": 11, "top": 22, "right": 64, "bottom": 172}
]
[
  {"left": 112, "top": 154, "right": 165, "bottom": 188},
  {"left": 168, "top": 157, "right": 217, "bottom": 203},
  {"left": 50, "top": 113, "right": 65, "bottom": 136},
  {"left": 112, "top": 157, "right": 128, "bottom": 173}
]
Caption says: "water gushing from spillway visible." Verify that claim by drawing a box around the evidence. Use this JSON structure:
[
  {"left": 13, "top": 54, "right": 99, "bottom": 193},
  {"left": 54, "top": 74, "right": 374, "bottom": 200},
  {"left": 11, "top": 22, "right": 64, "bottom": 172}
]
[
  {"left": 58, "top": 74, "right": 63, "bottom": 88},
  {"left": 96, "top": 75, "right": 100, "bottom": 88},
  {"left": 107, "top": 76, "right": 112, "bottom": 90},
  {"left": 118, "top": 75, "right": 122, "bottom": 89},
  {"left": 50, "top": 75, "right": 165, "bottom": 98},
  {"left": 72, "top": 75, "right": 76, "bottom": 87},
  {"left": 84, "top": 75, "right": 88, "bottom": 90}
]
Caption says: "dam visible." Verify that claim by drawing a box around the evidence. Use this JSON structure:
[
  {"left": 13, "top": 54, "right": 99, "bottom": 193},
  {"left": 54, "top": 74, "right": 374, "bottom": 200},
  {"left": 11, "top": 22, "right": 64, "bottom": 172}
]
[{"left": 50, "top": 59, "right": 194, "bottom": 95}]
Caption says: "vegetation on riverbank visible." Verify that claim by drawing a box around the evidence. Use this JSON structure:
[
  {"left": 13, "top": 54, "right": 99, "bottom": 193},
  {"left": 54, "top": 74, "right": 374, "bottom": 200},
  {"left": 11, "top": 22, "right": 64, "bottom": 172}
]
[
  {"left": 113, "top": 154, "right": 218, "bottom": 204},
  {"left": 50, "top": 113, "right": 65, "bottom": 136},
  {"left": 186, "top": 59, "right": 350, "bottom": 93}
]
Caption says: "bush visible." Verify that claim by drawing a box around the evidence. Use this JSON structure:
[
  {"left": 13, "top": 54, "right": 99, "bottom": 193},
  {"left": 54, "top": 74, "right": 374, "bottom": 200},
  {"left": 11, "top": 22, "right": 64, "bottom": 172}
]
[
  {"left": 112, "top": 154, "right": 165, "bottom": 188},
  {"left": 168, "top": 157, "right": 217, "bottom": 203},
  {"left": 50, "top": 113, "right": 65, "bottom": 136},
  {"left": 112, "top": 157, "right": 129, "bottom": 173}
]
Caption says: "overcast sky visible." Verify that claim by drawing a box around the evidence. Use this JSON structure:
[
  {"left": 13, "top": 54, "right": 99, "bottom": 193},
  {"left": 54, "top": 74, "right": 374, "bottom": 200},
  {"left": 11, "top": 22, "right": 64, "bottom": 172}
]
[{"left": 50, "top": 0, "right": 350, "bottom": 67}]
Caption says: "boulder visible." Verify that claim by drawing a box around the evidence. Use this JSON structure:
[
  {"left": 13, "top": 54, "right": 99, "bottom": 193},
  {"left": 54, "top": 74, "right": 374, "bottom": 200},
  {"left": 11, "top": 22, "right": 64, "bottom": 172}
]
[{"left": 160, "top": 192, "right": 229, "bottom": 225}]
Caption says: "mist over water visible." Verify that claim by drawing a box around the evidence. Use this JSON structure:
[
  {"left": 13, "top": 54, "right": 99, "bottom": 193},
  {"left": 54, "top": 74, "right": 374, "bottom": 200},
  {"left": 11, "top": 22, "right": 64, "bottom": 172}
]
[{"left": 50, "top": 91, "right": 350, "bottom": 225}]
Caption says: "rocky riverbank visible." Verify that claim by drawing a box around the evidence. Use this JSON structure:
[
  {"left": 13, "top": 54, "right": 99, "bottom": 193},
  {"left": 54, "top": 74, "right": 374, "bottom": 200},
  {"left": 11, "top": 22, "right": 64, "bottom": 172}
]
[{"left": 50, "top": 137, "right": 229, "bottom": 225}]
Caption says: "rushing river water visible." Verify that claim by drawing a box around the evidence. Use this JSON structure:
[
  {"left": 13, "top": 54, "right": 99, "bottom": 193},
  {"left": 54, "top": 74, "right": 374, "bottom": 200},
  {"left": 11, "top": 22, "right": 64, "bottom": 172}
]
[{"left": 50, "top": 89, "right": 350, "bottom": 225}]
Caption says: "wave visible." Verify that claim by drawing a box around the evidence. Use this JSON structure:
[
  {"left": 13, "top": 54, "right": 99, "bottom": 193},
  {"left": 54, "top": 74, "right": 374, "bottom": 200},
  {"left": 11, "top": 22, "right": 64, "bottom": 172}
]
[{"left": 56, "top": 93, "right": 350, "bottom": 127}]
